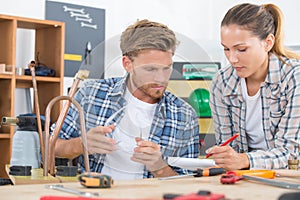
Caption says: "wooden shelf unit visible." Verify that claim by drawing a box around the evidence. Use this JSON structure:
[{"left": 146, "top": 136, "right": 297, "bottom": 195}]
[{"left": 0, "top": 14, "right": 65, "bottom": 178}]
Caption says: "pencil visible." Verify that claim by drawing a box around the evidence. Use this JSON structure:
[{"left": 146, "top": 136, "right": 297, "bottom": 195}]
[{"left": 206, "top": 133, "right": 240, "bottom": 158}]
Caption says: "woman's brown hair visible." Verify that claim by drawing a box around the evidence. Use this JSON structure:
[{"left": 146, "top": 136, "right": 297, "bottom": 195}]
[{"left": 221, "top": 3, "right": 300, "bottom": 60}]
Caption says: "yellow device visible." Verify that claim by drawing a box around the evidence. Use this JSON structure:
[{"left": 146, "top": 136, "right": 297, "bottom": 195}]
[{"left": 78, "top": 172, "right": 113, "bottom": 188}]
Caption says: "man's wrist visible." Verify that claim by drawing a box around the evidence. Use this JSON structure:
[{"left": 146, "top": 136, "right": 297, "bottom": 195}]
[{"left": 151, "top": 165, "right": 177, "bottom": 177}]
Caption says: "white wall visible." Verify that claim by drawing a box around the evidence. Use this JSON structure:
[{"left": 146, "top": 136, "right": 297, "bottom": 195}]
[
  {"left": 1, "top": 0, "right": 300, "bottom": 114},
  {"left": 47, "top": 0, "right": 300, "bottom": 78},
  {"left": 1, "top": 0, "right": 300, "bottom": 75}
]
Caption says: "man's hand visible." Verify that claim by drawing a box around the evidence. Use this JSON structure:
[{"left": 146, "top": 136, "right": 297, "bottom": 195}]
[
  {"left": 86, "top": 125, "right": 117, "bottom": 154},
  {"left": 206, "top": 146, "right": 250, "bottom": 170},
  {"left": 131, "top": 138, "right": 167, "bottom": 172}
]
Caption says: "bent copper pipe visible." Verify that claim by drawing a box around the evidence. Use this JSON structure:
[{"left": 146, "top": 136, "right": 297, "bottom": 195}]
[
  {"left": 43, "top": 70, "right": 89, "bottom": 176},
  {"left": 50, "top": 70, "right": 89, "bottom": 144},
  {"left": 44, "top": 96, "right": 90, "bottom": 176},
  {"left": 49, "top": 77, "right": 81, "bottom": 156},
  {"left": 29, "top": 62, "right": 45, "bottom": 167}
]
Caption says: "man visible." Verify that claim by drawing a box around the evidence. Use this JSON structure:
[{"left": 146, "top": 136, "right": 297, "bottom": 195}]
[{"left": 53, "top": 19, "right": 200, "bottom": 179}]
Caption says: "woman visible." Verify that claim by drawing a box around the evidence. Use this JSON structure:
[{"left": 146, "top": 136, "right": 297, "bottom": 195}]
[{"left": 208, "top": 3, "right": 300, "bottom": 170}]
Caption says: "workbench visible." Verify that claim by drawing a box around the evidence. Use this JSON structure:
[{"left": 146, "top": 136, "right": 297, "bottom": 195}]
[{"left": 0, "top": 175, "right": 300, "bottom": 200}]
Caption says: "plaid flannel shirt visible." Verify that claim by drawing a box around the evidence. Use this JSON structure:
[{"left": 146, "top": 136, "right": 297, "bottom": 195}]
[
  {"left": 55, "top": 74, "right": 200, "bottom": 178},
  {"left": 210, "top": 54, "right": 300, "bottom": 169}
]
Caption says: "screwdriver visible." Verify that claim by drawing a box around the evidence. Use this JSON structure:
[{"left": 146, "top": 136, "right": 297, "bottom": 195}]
[
  {"left": 45, "top": 185, "right": 99, "bottom": 197},
  {"left": 159, "top": 167, "right": 226, "bottom": 180}
]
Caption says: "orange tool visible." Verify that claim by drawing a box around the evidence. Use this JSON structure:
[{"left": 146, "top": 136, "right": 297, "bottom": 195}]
[{"left": 231, "top": 169, "right": 276, "bottom": 179}]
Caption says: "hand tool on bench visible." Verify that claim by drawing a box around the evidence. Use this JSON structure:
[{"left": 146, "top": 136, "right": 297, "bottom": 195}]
[
  {"left": 220, "top": 169, "right": 276, "bottom": 184},
  {"left": 159, "top": 167, "right": 226, "bottom": 180},
  {"left": 78, "top": 172, "right": 113, "bottom": 188},
  {"left": 45, "top": 184, "right": 99, "bottom": 197},
  {"left": 220, "top": 169, "right": 300, "bottom": 190},
  {"left": 221, "top": 169, "right": 300, "bottom": 182}
]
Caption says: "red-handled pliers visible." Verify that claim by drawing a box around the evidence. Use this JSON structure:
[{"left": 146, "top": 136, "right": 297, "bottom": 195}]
[
  {"left": 220, "top": 170, "right": 276, "bottom": 184},
  {"left": 220, "top": 171, "right": 243, "bottom": 184}
]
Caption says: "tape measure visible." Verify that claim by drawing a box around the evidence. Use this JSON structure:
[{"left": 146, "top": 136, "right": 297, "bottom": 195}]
[{"left": 78, "top": 172, "right": 113, "bottom": 188}]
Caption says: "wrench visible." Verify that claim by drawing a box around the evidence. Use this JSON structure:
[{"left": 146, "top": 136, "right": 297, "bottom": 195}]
[{"left": 45, "top": 184, "right": 100, "bottom": 197}]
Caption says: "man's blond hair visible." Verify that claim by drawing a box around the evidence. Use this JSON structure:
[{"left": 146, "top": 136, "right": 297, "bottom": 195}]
[{"left": 120, "top": 19, "right": 178, "bottom": 61}]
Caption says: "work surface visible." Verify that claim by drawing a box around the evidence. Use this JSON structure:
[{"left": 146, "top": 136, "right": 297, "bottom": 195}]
[{"left": 1, "top": 175, "right": 300, "bottom": 200}]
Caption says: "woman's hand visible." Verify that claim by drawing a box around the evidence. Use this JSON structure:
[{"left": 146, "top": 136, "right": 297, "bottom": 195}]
[{"left": 206, "top": 146, "right": 250, "bottom": 170}]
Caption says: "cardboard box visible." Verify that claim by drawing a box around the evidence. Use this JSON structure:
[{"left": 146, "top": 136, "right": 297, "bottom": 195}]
[{"left": 0, "top": 64, "right": 13, "bottom": 74}]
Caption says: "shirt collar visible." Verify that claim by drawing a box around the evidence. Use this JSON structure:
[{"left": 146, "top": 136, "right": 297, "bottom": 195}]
[
  {"left": 265, "top": 53, "right": 282, "bottom": 85},
  {"left": 223, "top": 66, "right": 242, "bottom": 98},
  {"left": 109, "top": 73, "right": 128, "bottom": 97}
]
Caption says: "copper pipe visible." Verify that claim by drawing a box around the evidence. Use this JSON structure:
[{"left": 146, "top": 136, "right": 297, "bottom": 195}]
[
  {"left": 44, "top": 96, "right": 90, "bottom": 176},
  {"left": 29, "top": 62, "right": 45, "bottom": 168},
  {"left": 47, "top": 70, "right": 89, "bottom": 174}
]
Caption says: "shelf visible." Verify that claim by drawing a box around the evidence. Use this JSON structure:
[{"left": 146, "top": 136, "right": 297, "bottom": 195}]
[
  {"left": 16, "top": 75, "right": 61, "bottom": 82},
  {"left": 0, "top": 14, "right": 63, "bottom": 30},
  {"left": 16, "top": 76, "right": 61, "bottom": 89},
  {"left": 0, "top": 14, "right": 64, "bottom": 178},
  {"left": 0, "top": 74, "right": 13, "bottom": 79},
  {"left": 0, "top": 134, "right": 10, "bottom": 139}
]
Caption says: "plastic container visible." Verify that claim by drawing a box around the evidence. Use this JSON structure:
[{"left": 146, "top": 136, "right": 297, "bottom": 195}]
[{"left": 10, "top": 130, "right": 41, "bottom": 168}]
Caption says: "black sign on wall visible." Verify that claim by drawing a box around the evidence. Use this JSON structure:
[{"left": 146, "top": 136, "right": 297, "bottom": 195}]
[{"left": 46, "top": 1, "right": 105, "bottom": 78}]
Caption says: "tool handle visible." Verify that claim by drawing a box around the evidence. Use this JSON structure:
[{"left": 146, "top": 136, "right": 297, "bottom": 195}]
[
  {"left": 194, "top": 167, "right": 226, "bottom": 177},
  {"left": 232, "top": 170, "right": 275, "bottom": 179}
]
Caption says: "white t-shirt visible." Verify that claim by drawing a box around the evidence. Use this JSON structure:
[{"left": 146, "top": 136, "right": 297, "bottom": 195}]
[
  {"left": 241, "top": 78, "right": 267, "bottom": 150},
  {"left": 101, "top": 88, "right": 157, "bottom": 180}
]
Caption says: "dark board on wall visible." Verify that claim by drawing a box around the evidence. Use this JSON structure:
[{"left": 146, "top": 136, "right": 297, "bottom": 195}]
[{"left": 46, "top": 1, "right": 105, "bottom": 78}]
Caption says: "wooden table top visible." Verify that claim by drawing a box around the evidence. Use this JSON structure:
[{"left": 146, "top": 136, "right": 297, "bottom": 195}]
[{"left": 1, "top": 175, "right": 300, "bottom": 200}]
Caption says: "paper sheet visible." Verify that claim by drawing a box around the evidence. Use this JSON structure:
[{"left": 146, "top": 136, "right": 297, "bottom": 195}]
[{"left": 167, "top": 157, "right": 216, "bottom": 170}]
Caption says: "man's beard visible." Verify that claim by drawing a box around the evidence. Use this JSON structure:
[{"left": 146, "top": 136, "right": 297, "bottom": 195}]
[
  {"left": 133, "top": 80, "right": 166, "bottom": 101},
  {"left": 140, "top": 84, "right": 165, "bottom": 99}
]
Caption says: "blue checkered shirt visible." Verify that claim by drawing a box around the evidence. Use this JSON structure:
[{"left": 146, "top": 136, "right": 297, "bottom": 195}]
[
  {"left": 210, "top": 54, "right": 300, "bottom": 169},
  {"left": 56, "top": 75, "right": 200, "bottom": 178}
]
